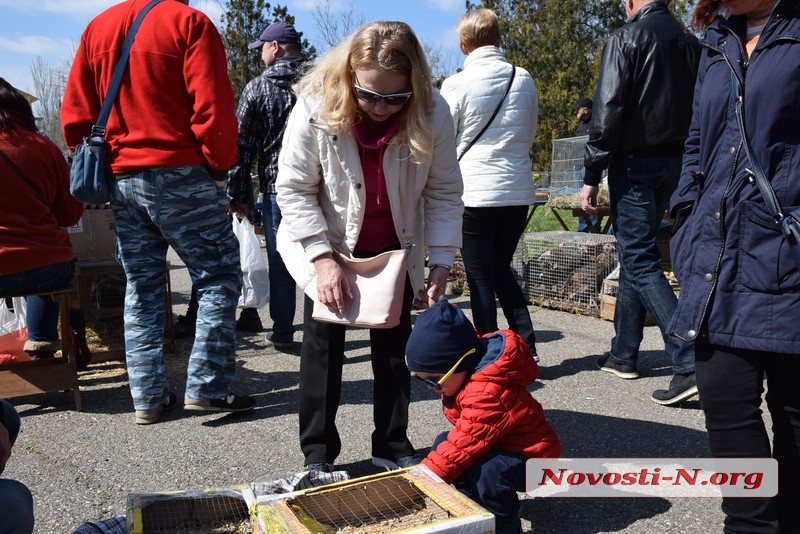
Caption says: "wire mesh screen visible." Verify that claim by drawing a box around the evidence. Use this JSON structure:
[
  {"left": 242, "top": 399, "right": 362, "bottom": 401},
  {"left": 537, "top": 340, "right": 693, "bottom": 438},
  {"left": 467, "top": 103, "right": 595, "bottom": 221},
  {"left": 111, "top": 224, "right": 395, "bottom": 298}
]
[
  {"left": 287, "top": 474, "right": 460, "bottom": 532},
  {"left": 75, "top": 262, "right": 127, "bottom": 354},
  {"left": 546, "top": 135, "right": 588, "bottom": 194},
  {"left": 128, "top": 491, "right": 251, "bottom": 533},
  {"left": 512, "top": 231, "right": 618, "bottom": 315}
]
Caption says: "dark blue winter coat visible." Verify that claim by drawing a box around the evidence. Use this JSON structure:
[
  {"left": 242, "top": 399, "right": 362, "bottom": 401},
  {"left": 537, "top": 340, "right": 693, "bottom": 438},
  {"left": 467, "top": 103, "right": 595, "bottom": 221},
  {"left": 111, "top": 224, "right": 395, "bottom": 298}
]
[{"left": 669, "top": 0, "right": 800, "bottom": 354}]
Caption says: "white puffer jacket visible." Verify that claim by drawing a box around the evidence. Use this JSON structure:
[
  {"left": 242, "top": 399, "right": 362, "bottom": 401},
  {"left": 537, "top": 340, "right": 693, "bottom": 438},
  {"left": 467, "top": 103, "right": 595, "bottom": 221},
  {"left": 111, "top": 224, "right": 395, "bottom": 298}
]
[
  {"left": 440, "top": 46, "right": 538, "bottom": 208},
  {"left": 276, "top": 91, "right": 464, "bottom": 298}
]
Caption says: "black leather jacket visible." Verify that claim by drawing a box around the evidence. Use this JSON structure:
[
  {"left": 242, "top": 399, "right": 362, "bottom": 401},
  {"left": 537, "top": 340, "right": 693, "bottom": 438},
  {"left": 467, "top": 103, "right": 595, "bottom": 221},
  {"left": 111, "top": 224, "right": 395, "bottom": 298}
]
[{"left": 583, "top": 1, "right": 700, "bottom": 186}]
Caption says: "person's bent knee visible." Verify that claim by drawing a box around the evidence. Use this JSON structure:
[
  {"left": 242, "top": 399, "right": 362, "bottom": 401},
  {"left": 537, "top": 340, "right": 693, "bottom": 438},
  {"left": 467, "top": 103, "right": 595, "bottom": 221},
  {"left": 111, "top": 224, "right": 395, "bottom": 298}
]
[{"left": 0, "top": 479, "right": 35, "bottom": 534}]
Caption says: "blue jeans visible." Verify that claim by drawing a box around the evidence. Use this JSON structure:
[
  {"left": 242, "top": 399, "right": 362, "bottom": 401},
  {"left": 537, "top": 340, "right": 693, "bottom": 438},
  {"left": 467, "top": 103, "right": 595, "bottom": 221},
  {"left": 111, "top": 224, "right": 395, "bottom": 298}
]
[
  {"left": 432, "top": 432, "right": 525, "bottom": 534},
  {"left": 262, "top": 194, "right": 296, "bottom": 343},
  {"left": 110, "top": 166, "right": 241, "bottom": 410},
  {"left": 461, "top": 205, "right": 537, "bottom": 353},
  {"left": 608, "top": 155, "right": 693, "bottom": 374},
  {"left": 0, "top": 261, "right": 75, "bottom": 342},
  {"left": 0, "top": 400, "right": 35, "bottom": 534}
]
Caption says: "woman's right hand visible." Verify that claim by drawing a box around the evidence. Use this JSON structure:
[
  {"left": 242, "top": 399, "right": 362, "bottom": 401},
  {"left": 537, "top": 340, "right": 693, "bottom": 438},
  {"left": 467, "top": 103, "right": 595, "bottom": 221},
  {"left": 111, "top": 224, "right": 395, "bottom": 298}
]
[{"left": 313, "top": 254, "right": 352, "bottom": 314}]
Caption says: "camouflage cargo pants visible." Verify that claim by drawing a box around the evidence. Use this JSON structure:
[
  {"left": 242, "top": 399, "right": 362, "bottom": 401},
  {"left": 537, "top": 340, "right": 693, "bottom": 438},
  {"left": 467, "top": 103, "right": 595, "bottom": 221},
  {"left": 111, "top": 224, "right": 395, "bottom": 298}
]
[{"left": 110, "top": 166, "right": 241, "bottom": 411}]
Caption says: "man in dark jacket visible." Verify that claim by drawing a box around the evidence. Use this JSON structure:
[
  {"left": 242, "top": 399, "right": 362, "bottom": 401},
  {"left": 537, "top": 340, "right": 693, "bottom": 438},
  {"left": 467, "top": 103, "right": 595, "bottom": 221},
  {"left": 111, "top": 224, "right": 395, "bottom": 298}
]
[
  {"left": 227, "top": 22, "right": 304, "bottom": 351},
  {"left": 579, "top": 0, "right": 700, "bottom": 406},
  {"left": 573, "top": 97, "right": 592, "bottom": 137}
]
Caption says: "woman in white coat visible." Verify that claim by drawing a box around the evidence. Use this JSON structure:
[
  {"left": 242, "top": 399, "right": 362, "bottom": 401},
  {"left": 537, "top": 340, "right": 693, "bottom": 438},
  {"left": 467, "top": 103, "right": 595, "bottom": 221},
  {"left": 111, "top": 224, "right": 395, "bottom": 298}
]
[
  {"left": 440, "top": 9, "right": 540, "bottom": 359},
  {"left": 276, "top": 21, "right": 464, "bottom": 472}
]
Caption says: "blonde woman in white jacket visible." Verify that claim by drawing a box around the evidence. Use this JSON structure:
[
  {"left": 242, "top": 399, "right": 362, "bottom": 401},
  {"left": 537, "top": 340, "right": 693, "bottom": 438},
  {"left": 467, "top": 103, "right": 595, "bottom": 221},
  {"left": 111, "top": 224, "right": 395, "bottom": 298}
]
[
  {"left": 441, "top": 9, "right": 540, "bottom": 360},
  {"left": 276, "top": 21, "right": 464, "bottom": 473}
]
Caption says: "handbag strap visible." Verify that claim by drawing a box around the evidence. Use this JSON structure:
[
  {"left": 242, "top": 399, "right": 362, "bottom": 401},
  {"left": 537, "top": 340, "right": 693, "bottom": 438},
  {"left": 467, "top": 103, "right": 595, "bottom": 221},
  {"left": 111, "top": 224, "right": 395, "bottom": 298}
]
[
  {"left": 457, "top": 65, "right": 517, "bottom": 161},
  {"left": 0, "top": 148, "right": 49, "bottom": 206},
  {"left": 732, "top": 76, "right": 785, "bottom": 223},
  {"left": 91, "top": 0, "right": 163, "bottom": 138}
]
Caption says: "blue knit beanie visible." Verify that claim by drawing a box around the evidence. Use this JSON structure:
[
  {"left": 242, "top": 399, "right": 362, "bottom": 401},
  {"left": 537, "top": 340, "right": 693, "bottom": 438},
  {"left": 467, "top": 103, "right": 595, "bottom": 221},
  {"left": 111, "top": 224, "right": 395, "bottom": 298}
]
[{"left": 405, "top": 300, "right": 481, "bottom": 374}]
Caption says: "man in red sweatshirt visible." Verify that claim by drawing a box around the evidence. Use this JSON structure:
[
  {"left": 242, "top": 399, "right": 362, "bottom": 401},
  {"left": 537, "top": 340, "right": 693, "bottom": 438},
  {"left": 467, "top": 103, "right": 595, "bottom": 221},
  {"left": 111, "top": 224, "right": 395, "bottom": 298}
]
[{"left": 61, "top": 0, "right": 255, "bottom": 425}]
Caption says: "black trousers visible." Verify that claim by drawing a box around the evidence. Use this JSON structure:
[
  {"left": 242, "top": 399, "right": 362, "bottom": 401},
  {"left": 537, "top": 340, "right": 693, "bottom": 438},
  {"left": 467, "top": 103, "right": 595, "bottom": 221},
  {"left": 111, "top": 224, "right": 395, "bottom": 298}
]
[
  {"left": 695, "top": 342, "right": 800, "bottom": 534},
  {"left": 298, "top": 277, "right": 416, "bottom": 465},
  {"left": 461, "top": 205, "right": 537, "bottom": 352}
]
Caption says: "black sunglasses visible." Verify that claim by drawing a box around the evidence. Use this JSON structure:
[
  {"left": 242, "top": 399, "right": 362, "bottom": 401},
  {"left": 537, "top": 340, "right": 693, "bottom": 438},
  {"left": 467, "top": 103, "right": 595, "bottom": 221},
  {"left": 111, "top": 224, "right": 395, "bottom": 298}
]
[
  {"left": 353, "top": 83, "right": 412, "bottom": 106},
  {"left": 411, "top": 348, "right": 476, "bottom": 392}
]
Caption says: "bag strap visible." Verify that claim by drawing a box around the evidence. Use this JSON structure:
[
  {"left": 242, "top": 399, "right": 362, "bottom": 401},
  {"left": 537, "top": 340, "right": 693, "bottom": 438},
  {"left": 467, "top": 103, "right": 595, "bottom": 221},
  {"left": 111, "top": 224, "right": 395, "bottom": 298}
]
[
  {"left": 0, "top": 148, "right": 49, "bottom": 206},
  {"left": 732, "top": 73, "right": 785, "bottom": 223},
  {"left": 457, "top": 65, "right": 516, "bottom": 161},
  {"left": 91, "top": 0, "right": 163, "bottom": 139}
]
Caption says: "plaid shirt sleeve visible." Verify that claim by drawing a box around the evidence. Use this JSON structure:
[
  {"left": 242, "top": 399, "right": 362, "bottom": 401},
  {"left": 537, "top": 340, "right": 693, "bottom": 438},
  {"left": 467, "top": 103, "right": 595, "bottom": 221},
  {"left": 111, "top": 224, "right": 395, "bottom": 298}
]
[{"left": 227, "top": 80, "right": 265, "bottom": 205}]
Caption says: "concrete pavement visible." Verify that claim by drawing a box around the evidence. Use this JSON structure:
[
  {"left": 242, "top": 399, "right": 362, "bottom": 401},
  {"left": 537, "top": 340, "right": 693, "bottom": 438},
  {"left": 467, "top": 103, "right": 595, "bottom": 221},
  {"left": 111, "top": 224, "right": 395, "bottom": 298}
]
[{"left": 5, "top": 247, "right": 728, "bottom": 533}]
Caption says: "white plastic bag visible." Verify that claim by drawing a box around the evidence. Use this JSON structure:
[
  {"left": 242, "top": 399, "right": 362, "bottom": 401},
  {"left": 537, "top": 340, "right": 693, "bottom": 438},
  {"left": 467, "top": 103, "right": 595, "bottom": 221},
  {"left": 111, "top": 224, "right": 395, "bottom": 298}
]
[
  {"left": 0, "top": 296, "right": 28, "bottom": 362},
  {"left": 232, "top": 216, "right": 269, "bottom": 309}
]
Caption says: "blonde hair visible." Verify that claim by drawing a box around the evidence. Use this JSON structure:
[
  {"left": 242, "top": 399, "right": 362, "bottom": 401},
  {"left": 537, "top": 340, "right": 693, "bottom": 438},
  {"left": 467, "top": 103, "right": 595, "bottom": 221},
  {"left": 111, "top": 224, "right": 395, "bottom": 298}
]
[
  {"left": 294, "top": 21, "right": 435, "bottom": 163},
  {"left": 456, "top": 8, "right": 501, "bottom": 52}
]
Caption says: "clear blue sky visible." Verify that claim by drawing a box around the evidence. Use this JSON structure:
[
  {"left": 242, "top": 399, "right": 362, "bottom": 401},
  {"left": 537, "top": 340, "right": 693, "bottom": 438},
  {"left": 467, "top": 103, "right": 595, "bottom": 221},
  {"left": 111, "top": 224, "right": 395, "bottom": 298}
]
[{"left": 0, "top": 0, "right": 464, "bottom": 108}]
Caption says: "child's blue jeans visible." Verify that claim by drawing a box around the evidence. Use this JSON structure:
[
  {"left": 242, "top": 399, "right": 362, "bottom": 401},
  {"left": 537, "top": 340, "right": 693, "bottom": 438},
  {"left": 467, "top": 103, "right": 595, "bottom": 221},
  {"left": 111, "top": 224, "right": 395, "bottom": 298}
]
[{"left": 432, "top": 432, "right": 526, "bottom": 534}]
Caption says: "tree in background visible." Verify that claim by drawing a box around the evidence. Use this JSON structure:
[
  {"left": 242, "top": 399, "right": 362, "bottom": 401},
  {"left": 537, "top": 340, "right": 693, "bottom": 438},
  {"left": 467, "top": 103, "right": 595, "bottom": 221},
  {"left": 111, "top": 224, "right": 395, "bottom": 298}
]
[
  {"left": 311, "top": 0, "right": 365, "bottom": 49},
  {"left": 470, "top": 0, "right": 693, "bottom": 170},
  {"left": 218, "top": 0, "right": 316, "bottom": 105},
  {"left": 30, "top": 55, "right": 71, "bottom": 157}
]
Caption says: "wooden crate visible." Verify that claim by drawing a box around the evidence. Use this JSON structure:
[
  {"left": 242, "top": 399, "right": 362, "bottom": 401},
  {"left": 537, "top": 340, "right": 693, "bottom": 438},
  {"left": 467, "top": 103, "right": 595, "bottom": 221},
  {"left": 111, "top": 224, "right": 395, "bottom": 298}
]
[
  {"left": 126, "top": 486, "right": 250, "bottom": 534},
  {"left": 249, "top": 466, "right": 494, "bottom": 533}
]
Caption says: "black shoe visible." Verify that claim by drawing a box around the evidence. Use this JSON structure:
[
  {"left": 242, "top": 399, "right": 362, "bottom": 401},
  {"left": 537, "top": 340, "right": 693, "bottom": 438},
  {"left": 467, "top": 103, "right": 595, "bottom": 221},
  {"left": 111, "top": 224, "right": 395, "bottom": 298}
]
[
  {"left": 651, "top": 373, "right": 699, "bottom": 406},
  {"left": 371, "top": 454, "right": 422, "bottom": 470},
  {"left": 235, "top": 314, "right": 264, "bottom": 333},
  {"left": 184, "top": 393, "right": 255, "bottom": 413},
  {"left": 173, "top": 314, "right": 196, "bottom": 339},
  {"left": 596, "top": 353, "right": 639, "bottom": 379},
  {"left": 268, "top": 336, "right": 299, "bottom": 353},
  {"left": 304, "top": 462, "right": 333, "bottom": 473}
]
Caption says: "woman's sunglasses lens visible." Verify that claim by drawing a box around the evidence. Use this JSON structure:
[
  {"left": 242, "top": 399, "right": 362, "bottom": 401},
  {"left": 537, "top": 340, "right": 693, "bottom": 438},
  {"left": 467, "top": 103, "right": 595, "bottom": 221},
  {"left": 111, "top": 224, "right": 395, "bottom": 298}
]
[
  {"left": 355, "top": 88, "right": 410, "bottom": 106},
  {"left": 356, "top": 88, "right": 380, "bottom": 103},
  {"left": 384, "top": 95, "right": 410, "bottom": 105}
]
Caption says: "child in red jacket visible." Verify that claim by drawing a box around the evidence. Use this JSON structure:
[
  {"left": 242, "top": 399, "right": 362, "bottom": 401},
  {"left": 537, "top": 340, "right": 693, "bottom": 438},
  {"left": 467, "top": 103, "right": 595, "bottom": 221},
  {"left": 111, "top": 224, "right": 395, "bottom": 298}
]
[{"left": 406, "top": 299, "right": 561, "bottom": 534}]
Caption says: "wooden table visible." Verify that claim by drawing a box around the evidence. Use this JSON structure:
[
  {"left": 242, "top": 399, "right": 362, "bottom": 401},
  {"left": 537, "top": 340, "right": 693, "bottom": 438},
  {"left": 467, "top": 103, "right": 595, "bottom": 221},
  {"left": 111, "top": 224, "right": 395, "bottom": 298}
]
[{"left": 550, "top": 206, "right": 613, "bottom": 234}]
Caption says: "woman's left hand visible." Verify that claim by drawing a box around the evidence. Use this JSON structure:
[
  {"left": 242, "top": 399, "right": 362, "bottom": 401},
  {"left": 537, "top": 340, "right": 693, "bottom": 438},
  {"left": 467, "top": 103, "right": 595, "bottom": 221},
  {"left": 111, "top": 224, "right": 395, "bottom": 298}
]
[{"left": 414, "top": 265, "right": 449, "bottom": 309}]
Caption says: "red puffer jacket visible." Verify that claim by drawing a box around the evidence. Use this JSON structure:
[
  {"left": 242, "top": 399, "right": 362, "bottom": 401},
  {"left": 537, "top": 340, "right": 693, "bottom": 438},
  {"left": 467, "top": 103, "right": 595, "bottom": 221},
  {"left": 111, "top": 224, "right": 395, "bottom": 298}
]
[{"left": 422, "top": 331, "right": 561, "bottom": 484}]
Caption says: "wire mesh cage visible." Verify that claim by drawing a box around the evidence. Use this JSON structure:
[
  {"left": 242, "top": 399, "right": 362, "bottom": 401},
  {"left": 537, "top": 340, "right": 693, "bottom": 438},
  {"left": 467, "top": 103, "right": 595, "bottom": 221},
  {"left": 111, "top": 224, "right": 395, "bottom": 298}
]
[
  {"left": 73, "top": 261, "right": 174, "bottom": 360},
  {"left": 253, "top": 467, "right": 493, "bottom": 533},
  {"left": 512, "top": 231, "right": 618, "bottom": 316},
  {"left": 74, "top": 261, "right": 127, "bottom": 355},
  {"left": 545, "top": 135, "right": 589, "bottom": 195},
  {"left": 127, "top": 488, "right": 251, "bottom": 534}
]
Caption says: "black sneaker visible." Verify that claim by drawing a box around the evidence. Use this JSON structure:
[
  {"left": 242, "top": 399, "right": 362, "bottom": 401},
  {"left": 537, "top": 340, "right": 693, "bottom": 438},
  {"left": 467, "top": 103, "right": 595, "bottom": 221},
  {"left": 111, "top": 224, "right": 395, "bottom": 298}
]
[
  {"left": 173, "top": 314, "right": 196, "bottom": 339},
  {"left": 371, "top": 454, "right": 422, "bottom": 470},
  {"left": 184, "top": 393, "right": 255, "bottom": 413},
  {"left": 596, "top": 353, "right": 639, "bottom": 379},
  {"left": 651, "top": 373, "right": 699, "bottom": 406},
  {"left": 268, "top": 336, "right": 299, "bottom": 353},
  {"left": 304, "top": 462, "right": 333, "bottom": 473},
  {"left": 235, "top": 314, "right": 264, "bottom": 333}
]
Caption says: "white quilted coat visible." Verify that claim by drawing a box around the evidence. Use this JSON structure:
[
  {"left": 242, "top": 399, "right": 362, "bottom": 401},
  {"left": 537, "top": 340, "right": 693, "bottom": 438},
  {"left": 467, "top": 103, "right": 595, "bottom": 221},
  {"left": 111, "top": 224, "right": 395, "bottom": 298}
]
[
  {"left": 440, "top": 46, "right": 538, "bottom": 207},
  {"left": 276, "top": 91, "right": 464, "bottom": 298}
]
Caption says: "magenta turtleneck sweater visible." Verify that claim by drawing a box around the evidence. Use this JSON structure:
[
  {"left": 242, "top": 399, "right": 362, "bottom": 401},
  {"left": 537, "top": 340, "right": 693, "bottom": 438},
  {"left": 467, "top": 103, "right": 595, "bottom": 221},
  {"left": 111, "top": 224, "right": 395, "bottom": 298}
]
[{"left": 351, "top": 113, "right": 402, "bottom": 254}]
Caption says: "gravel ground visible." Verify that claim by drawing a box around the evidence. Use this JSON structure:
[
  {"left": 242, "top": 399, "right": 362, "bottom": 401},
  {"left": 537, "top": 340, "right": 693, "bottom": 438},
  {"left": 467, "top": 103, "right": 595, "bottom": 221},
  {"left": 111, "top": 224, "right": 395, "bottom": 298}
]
[{"left": 4, "top": 248, "right": 731, "bottom": 533}]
